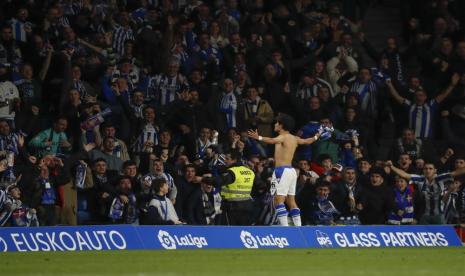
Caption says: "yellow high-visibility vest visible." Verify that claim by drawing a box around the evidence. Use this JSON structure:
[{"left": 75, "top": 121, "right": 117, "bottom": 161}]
[{"left": 221, "top": 166, "right": 254, "bottom": 201}]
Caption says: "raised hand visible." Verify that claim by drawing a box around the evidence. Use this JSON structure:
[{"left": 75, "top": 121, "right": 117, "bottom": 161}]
[
  {"left": 451, "top": 73, "right": 460, "bottom": 87},
  {"left": 18, "top": 134, "right": 25, "bottom": 148},
  {"left": 31, "top": 105, "right": 40, "bottom": 115},
  {"left": 0, "top": 160, "right": 7, "bottom": 172},
  {"left": 84, "top": 143, "right": 96, "bottom": 152},
  {"left": 54, "top": 157, "right": 65, "bottom": 167},
  {"left": 385, "top": 78, "right": 393, "bottom": 86},
  {"left": 247, "top": 129, "right": 259, "bottom": 140},
  {"left": 444, "top": 148, "right": 454, "bottom": 159}
]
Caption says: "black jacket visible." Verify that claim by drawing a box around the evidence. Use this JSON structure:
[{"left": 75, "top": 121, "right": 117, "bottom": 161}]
[
  {"left": 185, "top": 188, "right": 215, "bottom": 225},
  {"left": 330, "top": 181, "right": 364, "bottom": 218},
  {"left": 359, "top": 184, "right": 395, "bottom": 224}
]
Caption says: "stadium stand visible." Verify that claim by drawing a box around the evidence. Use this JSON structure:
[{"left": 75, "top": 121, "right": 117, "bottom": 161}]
[{"left": 0, "top": 0, "right": 464, "bottom": 229}]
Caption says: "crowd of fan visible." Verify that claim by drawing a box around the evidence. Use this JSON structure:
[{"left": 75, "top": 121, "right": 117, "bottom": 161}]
[{"left": 0, "top": 0, "right": 465, "bottom": 227}]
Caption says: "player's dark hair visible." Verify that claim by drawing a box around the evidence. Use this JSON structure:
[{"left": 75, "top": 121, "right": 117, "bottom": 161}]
[{"left": 276, "top": 113, "right": 295, "bottom": 131}]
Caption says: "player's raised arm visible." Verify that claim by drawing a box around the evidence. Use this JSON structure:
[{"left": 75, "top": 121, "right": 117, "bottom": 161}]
[
  {"left": 247, "top": 129, "right": 285, "bottom": 144},
  {"left": 297, "top": 132, "right": 321, "bottom": 145},
  {"left": 385, "top": 160, "right": 412, "bottom": 181}
]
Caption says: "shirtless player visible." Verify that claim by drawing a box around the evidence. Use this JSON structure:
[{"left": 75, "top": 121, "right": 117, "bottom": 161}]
[{"left": 248, "top": 113, "right": 321, "bottom": 226}]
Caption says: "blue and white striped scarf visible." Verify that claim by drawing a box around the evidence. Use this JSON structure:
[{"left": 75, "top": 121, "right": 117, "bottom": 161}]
[
  {"left": 0, "top": 189, "right": 6, "bottom": 212},
  {"left": 75, "top": 163, "right": 87, "bottom": 189},
  {"left": 73, "top": 79, "right": 88, "bottom": 99},
  {"left": 132, "top": 124, "right": 158, "bottom": 153},
  {"left": 0, "top": 191, "right": 12, "bottom": 226},
  {"left": 314, "top": 196, "right": 340, "bottom": 225},
  {"left": 196, "top": 138, "right": 212, "bottom": 159},
  {"left": 245, "top": 97, "right": 260, "bottom": 118},
  {"left": 220, "top": 92, "right": 237, "bottom": 129},
  {"left": 108, "top": 193, "right": 137, "bottom": 224},
  {"left": 40, "top": 178, "right": 56, "bottom": 205}
]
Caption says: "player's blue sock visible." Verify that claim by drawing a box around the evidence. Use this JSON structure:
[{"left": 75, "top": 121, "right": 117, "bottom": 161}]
[
  {"left": 275, "top": 203, "right": 288, "bottom": 226},
  {"left": 290, "top": 208, "right": 301, "bottom": 226}
]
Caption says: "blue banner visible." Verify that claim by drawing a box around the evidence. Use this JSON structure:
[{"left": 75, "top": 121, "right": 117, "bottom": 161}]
[
  {"left": 0, "top": 225, "right": 142, "bottom": 252},
  {"left": 0, "top": 225, "right": 461, "bottom": 252},
  {"left": 301, "top": 225, "right": 463, "bottom": 248},
  {"left": 139, "top": 226, "right": 308, "bottom": 250}
]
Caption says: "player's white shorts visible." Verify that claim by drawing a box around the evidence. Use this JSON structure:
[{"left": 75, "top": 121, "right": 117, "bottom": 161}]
[{"left": 271, "top": 166, "right": 297, "bottom": 196}]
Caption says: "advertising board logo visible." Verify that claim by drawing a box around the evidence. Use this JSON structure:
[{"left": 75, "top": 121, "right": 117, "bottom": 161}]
[
  {"left": 157, "top": 230, "right": 208, "bottom": 249},
  {"left": 0, "top": 236, "right": 7, "bottom": 252},
  {"left": 240, "top": 230, "right": 289, "bottom": 248},
  {"left": 316, "top": 230, "right": 333, "bottom": 248},
  {"left": 240, "top": 231, "right": 258, "bottom": 249},
  {"left": 157, "top": 230, "right": 177, "bottom": 250}
]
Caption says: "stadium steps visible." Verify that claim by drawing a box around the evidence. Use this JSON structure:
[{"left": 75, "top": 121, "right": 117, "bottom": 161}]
[
  {"left": 361, "top": 0, "right": 403, "bottom": 52},
  {"left": 356, "top": 0, "right": 404, "bottom": 160}
]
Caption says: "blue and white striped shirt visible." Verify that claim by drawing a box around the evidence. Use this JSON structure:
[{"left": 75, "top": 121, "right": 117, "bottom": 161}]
[
  {"left": 350, "top": 80, "right": 378, "bottom": 117},
  {"left": 148, "top": 74, "right": 189, "bottom": 106},
  {"left": 403, "top": 99, "right": 437, "bottom": 139},
  {"left": 58, "top": 16, "right": 71, "bottom": 28},
  {"left": 0, "top": 133, "right": 20, "bottom": 155},
  {"left": 9, "top": 18, "right": 32, "bottom": 42},
  {"left": 63, "top": 0, "right": 83, "bottom": 15},
  {"left": 112, "top": 25, "right": 134, "bottom": 56},
  {"left": 410, "top": 173, "right": 452, "bottom": 216}
]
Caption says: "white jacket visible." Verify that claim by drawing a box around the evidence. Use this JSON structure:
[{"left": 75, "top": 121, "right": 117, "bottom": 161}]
[
  {"left": 0, "top": 81, "right": 19, "bottom": 119},
  {"left": 327, "top": 56, "right": 358, "bottom": 95}
]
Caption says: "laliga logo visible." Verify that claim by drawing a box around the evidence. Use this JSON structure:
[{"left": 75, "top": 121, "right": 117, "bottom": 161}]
[
  {"left": 240, "top": 231, "right": 289, "bottom": 249},
  {"left": 0, "top": 236, "right": 7, "bottom": 252},
  {"left": 240, "top": 231, "right": 258, "bottom": 249},
  {"left": 157, "top": 230, "right": 208, "bottom": 249},
  {"left": 158, "top": 230, "right": 177, "bottom": 250},
  {"left": 316, "top": 230, "right": 333, "bottom": 248}
]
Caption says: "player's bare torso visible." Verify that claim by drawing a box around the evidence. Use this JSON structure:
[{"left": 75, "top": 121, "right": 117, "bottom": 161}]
[{"left": 274, "top": 133, "right": 297, "bottom": 167}]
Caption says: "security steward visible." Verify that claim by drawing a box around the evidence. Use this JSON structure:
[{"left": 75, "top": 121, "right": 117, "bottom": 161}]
[{"left": 208, "top": 150, "right": 256, "bottom": 225}]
